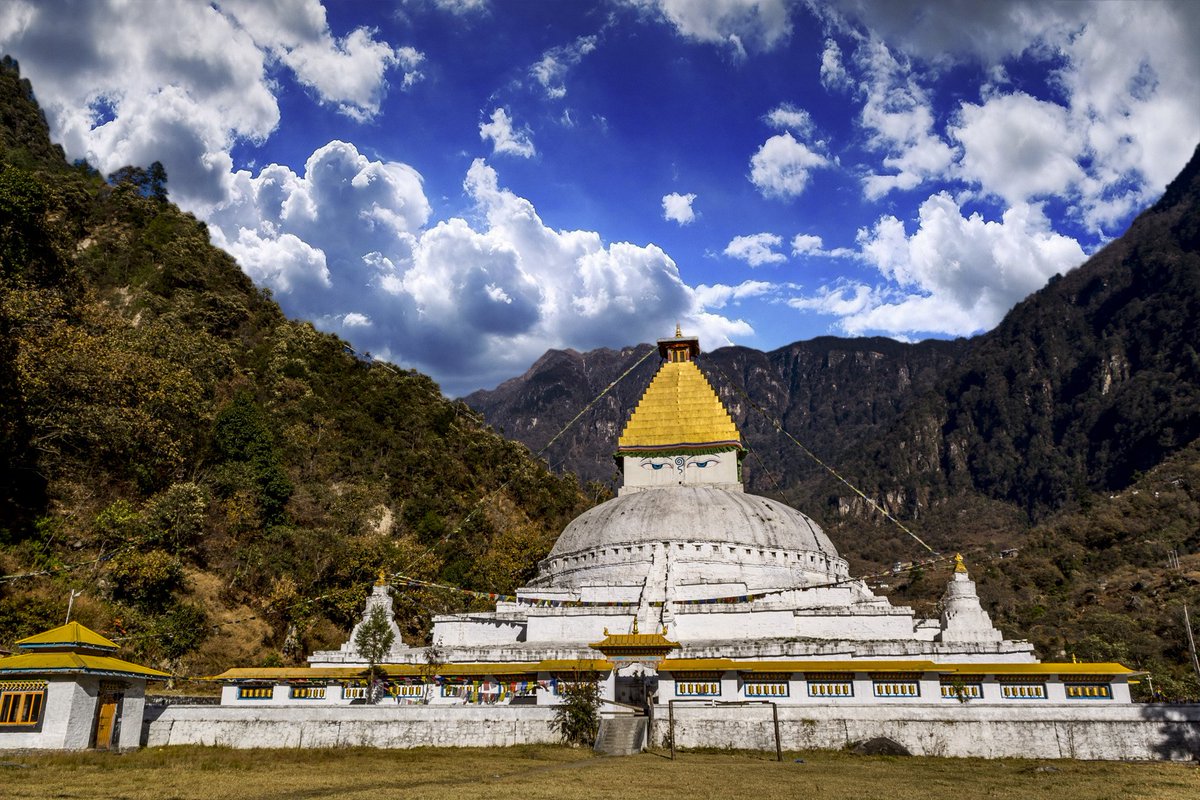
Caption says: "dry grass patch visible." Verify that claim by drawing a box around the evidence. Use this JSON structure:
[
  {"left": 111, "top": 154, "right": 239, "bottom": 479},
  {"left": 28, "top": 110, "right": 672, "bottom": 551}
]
[{"left": 2, "top": 746, "right": 1198, "bottom": 800}]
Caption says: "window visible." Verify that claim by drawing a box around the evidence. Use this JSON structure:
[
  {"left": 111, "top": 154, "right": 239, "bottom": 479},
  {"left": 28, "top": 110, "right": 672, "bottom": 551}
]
[
  {"left": 1065, "top": 683, "right": 1112, "bottom": 700},
  {"left": 237, "top": 685, "right": 273, "bottom": 700},
  {"left": 0, "top": 681, "right": 46, "bottom": 725},
  {"left": 289, "top": 686, "right": 325, "bottom": 700},
  {"left": 940, "top": 681, "right": 982, "bottom": 700},
  {"left": 805, "top": 672, "right": 853, "bottom": 698},
  {"left": 999, "top": 682, "right": 1046, "bottom": 699}
]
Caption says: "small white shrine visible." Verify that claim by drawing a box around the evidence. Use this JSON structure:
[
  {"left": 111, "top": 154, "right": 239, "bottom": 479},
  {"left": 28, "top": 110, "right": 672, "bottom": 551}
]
[{"left": 0, "top": 622, "right": 168, "bottom": 751}]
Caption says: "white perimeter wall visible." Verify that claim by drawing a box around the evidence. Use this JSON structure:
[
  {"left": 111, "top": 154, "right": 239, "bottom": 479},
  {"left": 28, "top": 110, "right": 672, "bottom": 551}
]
[
  {"left": 658, "top": 703, "right": 1200, "bottom": 761},
  {"left": 145, "top": 705, "right": 561, "bottom": 749},
  {"left": 143, "top": 703, "right": 1200, "bottom": 760}
]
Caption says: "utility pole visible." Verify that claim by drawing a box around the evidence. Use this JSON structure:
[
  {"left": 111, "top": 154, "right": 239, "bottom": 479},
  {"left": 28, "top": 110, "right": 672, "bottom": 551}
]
[
  {"left": 1184, "top": 605, "right": 1200, "bottom": 688},
  {"left": 65, "top": 589, "right": 82, "bottom": 624}
]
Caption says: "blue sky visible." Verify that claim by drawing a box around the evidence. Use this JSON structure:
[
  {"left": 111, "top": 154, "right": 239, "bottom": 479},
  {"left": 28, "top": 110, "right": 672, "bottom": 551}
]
[{"left": 2, "top": 1, "right": 1198, "bottom": 394}]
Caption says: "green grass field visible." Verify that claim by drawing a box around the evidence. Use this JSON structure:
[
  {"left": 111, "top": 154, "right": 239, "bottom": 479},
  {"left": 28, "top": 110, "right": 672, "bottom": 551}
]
[{"left": 3, "top": 746, "right": 1198, "bottom": 800}]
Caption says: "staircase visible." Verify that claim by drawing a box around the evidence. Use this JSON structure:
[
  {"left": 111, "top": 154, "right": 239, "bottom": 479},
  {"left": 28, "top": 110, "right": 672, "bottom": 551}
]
[{"left": 593, "top": 716, "right": 648, "bottom": 756}]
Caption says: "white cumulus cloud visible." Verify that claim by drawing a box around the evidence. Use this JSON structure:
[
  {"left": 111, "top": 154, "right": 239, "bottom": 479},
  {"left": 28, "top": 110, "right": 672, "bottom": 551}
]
[
  {"left": 662, "top": 192, "right": 698, "bottom": 224},
  {"left": 208, "top": 150, "right": 753, "bottom": 393},
  {"left": 479, "top": 108, "right": 536, "bottom": 158},
  {"left": 803, "top": 192, "right": 1087, "bottom": 337},
  {"left": 749, "top": 132, "right": 829, "bottom": 198},
  {"left": 626, "top": 0, "right": 794, "bottom": 56},
  {"left": 725, "top": 233, "right": 787, "bottom": 266}
]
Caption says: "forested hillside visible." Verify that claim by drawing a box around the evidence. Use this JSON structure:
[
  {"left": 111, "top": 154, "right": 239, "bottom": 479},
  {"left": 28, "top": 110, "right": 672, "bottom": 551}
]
[{"left": 0, "top": 58, "right": 592, "bottom": 675}]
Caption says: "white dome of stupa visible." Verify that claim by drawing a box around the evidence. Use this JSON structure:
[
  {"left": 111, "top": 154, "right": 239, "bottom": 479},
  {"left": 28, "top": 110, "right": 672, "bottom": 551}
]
[
  {"left": 527, "top": 329, "right": 849, "bottom": 594},
  {"left": 531, "top": 484, "right": 848, "bottom": 591}
]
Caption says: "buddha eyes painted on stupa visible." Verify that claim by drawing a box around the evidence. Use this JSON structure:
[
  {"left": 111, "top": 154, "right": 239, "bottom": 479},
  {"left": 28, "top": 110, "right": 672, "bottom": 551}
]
[{"left": 638, "top": 455, "right": 722, "bottom": 474}]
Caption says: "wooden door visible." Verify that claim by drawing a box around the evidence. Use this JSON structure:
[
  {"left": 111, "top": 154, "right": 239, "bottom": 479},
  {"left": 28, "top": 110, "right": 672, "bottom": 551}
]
[{"left": 93, "top": 692, "right": 120, "bottom": 749}]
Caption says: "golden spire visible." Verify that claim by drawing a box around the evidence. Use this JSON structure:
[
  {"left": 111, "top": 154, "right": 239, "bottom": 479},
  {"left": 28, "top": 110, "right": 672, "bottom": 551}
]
[
  {"left": 632, "top": 618, "right": 639, "bottom": 635},
  {"left": 376, "top": 569, "right": 388, "bottom": 586},
  {"left": 618, "top": 329, "right": 741, "bottom": 454},
  {"left": 954, "top": 553, "right": 967, "bottom": 574},
  {"left": 675, "top": 321, "right": 682, "bottom": 338}
]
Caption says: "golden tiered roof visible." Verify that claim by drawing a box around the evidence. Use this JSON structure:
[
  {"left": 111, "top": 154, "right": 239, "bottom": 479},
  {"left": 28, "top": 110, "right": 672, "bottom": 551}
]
[{"left": 617, "top": 338, "right": 741, "bottom": 454}]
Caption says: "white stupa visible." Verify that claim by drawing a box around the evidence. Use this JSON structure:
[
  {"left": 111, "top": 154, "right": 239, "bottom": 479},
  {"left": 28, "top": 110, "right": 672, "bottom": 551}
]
[{"left": 428, "top": 329, "right": 1033, "bottom": 664}]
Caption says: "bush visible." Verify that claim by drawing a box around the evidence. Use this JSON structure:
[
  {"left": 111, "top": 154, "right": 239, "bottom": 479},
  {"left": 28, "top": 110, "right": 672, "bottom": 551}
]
[{"left": 552, "top": 675, "right": 601, "bottom": 747}]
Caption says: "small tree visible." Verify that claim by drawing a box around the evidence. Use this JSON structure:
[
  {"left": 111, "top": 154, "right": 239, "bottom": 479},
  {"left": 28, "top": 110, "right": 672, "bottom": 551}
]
[
  {"left": 552, "top": 672, "right": 601, "bottom": 747},
  {"left": 354, "top": 605, "right": 394, "bottom": 703},
  {"left": 419, "top": 645, "right": 445, "bottom": 704}
]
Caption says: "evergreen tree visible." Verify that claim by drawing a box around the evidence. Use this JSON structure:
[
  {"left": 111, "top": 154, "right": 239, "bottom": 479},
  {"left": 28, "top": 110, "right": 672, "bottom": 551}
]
[{"left": 354, "top": 604, "right": 394, "bottom": 703}]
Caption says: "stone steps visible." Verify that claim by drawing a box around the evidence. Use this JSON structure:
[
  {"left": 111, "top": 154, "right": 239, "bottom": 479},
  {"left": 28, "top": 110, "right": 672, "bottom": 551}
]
[{"left": 593, "top": 716, "right": 647, "bottom": 756}]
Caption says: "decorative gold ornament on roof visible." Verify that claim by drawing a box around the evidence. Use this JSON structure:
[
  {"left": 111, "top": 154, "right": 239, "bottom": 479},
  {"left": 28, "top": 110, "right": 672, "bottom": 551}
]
[
  {"left": 954, "top": 553, "right": 967, "bottom": 574},
  {"left": 376, "top": 569, "right": 388, "bottom": 586}
]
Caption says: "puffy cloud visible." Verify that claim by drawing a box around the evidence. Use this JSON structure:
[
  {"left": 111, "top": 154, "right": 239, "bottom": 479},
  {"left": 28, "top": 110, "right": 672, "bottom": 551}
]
[
  {"left": 764, "top": 102, "right": 813, "bottom": 134},
  {"left": 210, "top": 151, "right": 753, "bottom": 394},
  {"left": 791, "top": 233, "right": 854, "bottom": 258},
  {"left": 803, "top": 192, "right": 1087, "bottom": 337},
  {"left": 951, "top": 92, "right": 1086, "bottom": 205},
  {"left": 724, "top": 233, "right": 787, "bottom": 266},
  {"left": 0, "top": 0, "right": 414, "bottom": 210},
  {"left": 479, "top": 108, "right": 536, "bottom": 158},
  {"left": 749, "top": 132, "right": 829, "bottom": 198},
  {"left": 531, "top": 34, "right": 598, "bottom": 99},
  {"left": 853, "top": 39, "right": 955, "bottom": 199},
  {"left": 819, "top": 38, "right": 851, "bottom": 90},
  {"left": 219, "top": 0, "right": 419, "bottom": 120},
  {"left": 834, "top": 1, "right": 1200, "bottom": 227},
  {"left": 662, "top": 192, "right": 698, "bottom": 224},
  {"left": 625, "top": 0, "right": 793, "bottom": 55},
  {"left": 694, "top": 280, "right": 776, "bottom": 308}
]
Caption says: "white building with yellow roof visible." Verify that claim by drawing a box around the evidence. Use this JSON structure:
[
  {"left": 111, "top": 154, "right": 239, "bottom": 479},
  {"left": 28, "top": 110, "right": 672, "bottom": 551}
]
[{"left": 0, "top": 621, "right": 168, "bottom": 751}]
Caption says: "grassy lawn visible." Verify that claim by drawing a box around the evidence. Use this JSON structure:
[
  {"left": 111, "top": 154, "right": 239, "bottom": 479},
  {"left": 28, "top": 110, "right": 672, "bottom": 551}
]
[{"left": 2, "top": 745, "right": 1198, "bottom": 800}]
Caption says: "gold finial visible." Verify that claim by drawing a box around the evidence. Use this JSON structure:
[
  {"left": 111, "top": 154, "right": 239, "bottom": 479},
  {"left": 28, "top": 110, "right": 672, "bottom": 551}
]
[
  {"left": 632, "top": 618, "right": 639, "bottom": 635},
  {"left": 675, "top": 322, "right": 682, "bottom": 338},
  {"left": 954, "top": 553, "right": 967, "bottom": 574},
  {"left": 602, "top": 627, "right": 609, "bottom": 636},
  {"left": 662, "top": 624, "right": 669, "bottom": 636},
  {"left": 376, "top": 569, "right": 387, "bottom": 586}
]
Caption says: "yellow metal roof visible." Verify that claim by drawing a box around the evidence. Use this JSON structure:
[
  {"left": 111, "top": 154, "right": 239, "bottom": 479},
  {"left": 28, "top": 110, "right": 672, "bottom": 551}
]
[
  {"left": 617, "top": 360, "right": 741, "bottom": 451},
  {"left": 658, "top": 659, "right": 1139, "bottom": 676},
  {"left": 15, "top": 621, "right": 119, "bottom": 652},
  {"left": 660, "top": 659, "right": 940, "bottom": 673},
  {"left": 0, "top": 651, "right": 169, "bottom": 680},
  {"left": 935, "top": 662, "right": 1140, "bottom": 676}
]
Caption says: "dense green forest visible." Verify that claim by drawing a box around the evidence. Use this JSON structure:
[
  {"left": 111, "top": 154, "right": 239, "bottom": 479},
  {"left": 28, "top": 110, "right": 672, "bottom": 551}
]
[{"left": 0, "top": 58, "right": 593, "bottom": 676}]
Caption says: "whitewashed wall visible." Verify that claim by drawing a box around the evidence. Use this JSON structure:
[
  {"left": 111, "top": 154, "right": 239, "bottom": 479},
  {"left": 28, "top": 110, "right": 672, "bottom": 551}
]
[
  {"left": 657, "top": 703, "right": 1200, "bottom": 761},
  {"left": 142, "top": 703, "right": 1200, "bottom": 760},
  {"left": 145, "top": 705, "right": 562, "bottom": 749}
]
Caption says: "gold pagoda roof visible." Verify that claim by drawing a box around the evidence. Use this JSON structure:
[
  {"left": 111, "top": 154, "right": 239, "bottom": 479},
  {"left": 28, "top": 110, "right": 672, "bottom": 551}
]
[
  {"left": 15, "top": 621, "right": 119, "bottom": 652},
  {"left": 617, "top": 360, "right": 741, "bottom": 453},
  {"left": 0, "top": 651, "right": 170, "bottom": 680}
]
